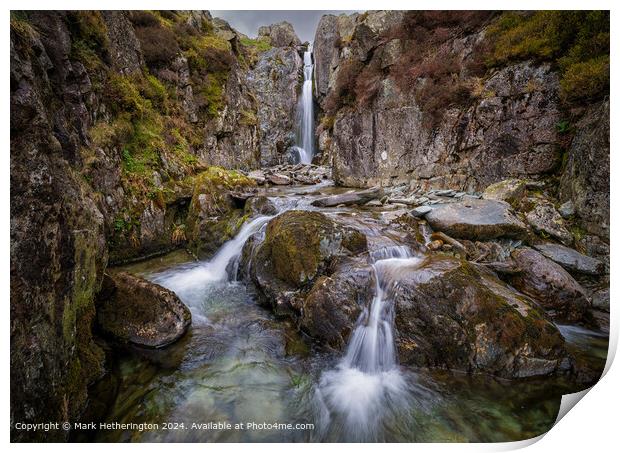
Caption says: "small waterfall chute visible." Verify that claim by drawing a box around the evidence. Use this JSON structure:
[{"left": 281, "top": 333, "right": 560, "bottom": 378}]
[{"left": 315, "top": 245, "right": 423, "bottom": 441}]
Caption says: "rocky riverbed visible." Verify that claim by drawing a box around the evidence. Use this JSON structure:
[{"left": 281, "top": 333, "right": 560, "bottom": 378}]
[{"left": 79, "top": 176, "right": 608, "bottom": 442}]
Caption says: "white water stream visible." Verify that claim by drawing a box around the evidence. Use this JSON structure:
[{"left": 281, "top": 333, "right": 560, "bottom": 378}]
[
  {"left": 315, "top": 245, "right": 423, "bottom": 441},
  {"left": 294, "top": 44, "right": 315, "bottom": 164}
]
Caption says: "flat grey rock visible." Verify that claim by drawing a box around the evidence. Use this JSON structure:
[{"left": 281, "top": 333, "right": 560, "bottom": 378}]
[
  {"left": 425, "top": 199, "right": 528, "bottom": 240},
  {"left": 533, "top": 243, "right": 604, "bottom": 275}
]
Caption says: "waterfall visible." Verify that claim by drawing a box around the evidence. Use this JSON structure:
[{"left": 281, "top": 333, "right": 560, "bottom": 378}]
[
  {"left": 294, "top": 44, "right": 315, "bottom": 164},
  {"left": 315, "top": 245, "right": 422, "bottom": 441},
  {"left": 150, "top": 215, "right": 274, "bottom": 312}
]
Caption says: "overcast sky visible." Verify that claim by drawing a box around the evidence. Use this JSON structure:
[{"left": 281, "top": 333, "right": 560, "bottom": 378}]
[{"left": 211, "top": 10, "right": 358, "bottom": 42}]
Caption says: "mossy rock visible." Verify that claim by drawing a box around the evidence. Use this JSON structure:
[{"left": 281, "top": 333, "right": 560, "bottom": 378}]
[
  {"left": 185, "top": 167, "right": 256, "bottom": 255},
  {"left": 393, "top": 254, "right": 570, "bottom": 378},
  {"left": 253, "top": 210, "right": 368, "bottom": 288},
  {"left": 96, "top": 272, "right": 191, "bottom": 348}
]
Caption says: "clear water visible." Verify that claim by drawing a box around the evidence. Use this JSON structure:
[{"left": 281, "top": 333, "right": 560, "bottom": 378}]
[{"left": 87, "top": 189, "right": 608, "bottom": 443}]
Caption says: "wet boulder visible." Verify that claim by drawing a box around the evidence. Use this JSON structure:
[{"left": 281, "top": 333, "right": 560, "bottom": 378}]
[
  {"left": 300, "top": 258, "right": 373, "bottom": 349},
  {"left": 533, "top": 243, "right": 604, "bottom": 276},
  {"left": 96, "top": 272, "right": 191, "bottom": 348},
  {"left": 248, "top": 210, "right": 368, "bottom": 312},
  {"left": 424, "top": 199, "right": 528, "bottom": 240},
  {"left": 508, "top": 247, "right": 591, "bottom": 323},
  {"left": 393, "top": 255, "right": 570, "bottom": 378},
  {"left": 526, "top": 203, "right": 573, "bottom": 245},
  {"left": 244, "top": 195, "right": 278, "bottom": 217},
  {"left": 311, "top": 187, "right": 384, "bottom": 207}
]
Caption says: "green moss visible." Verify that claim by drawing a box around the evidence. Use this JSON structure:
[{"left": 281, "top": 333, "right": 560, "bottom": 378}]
[
  {"left": 68, "top": 11, "right": 109, "bottom": 69},
  {"left": 486, "top": 11, "right": 609, "bottom": 102},
  {"left": 240, "top": 36, "right": 272, "bottom": 52},
  {"left": 198, "top": 73, "right": 227, "bottom": 117},
  {"left": 239, "top": 109, "right": 258, "bottom": 126}
]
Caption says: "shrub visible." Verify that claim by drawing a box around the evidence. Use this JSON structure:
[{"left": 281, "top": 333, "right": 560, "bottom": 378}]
[
  {"left": 485, "top": 11, "right": 609, "bottom": 102},
  {"left": 128, "top": 11, "right": 160, "bottom": 27},
  {"left": 560, "top": 55, "right": 609, "bottom": 102},
  {"left": 323, "top": 58, "right": 363, "bottom": 115},
  {"left": 134, "top": 25, "right": 180, "bottom": 68},
  {"left": 106, "top": 74, "right": 151, "bottom": 116},
  {"left": 67, "top": 11, "right": 110, "bottom": 66}
]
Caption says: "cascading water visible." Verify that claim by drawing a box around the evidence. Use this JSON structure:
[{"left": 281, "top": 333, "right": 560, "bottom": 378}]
[
  {"left": 150, "top": 215, "right": 274, "bottom": 322},
  {"left": 315, "top": 245, "right": 423, "bottom": 441},
  {"left": 293, "top": 44, "right": 315, "bottom": 164}
]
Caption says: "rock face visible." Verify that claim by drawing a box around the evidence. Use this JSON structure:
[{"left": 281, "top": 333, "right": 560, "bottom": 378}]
[
  {"left": 96, "top": 272, "right": 191, "bottom": 347},
  {"left": 509, "top": 248, "right": 591, "bottom": 323},
  {"left": 247, "top": 47, "right": 303, "bottom": 166},
  {"left": 560, "top": 99, "right": 610, "bottom": 240},
  {"left": 258, "top": 21, "right": 302, "bottom": 48},
  {"left": 9, "top": 11, "right": 303, "bottom": 440},
  {"left": 424, "top": 199, "right": 528, "bottom": 240},
  {"left": 314, "top": 12, "right": 562, "bottom": 189},
  {"left": 11, "top": 13, "right": 109, "bottom": 441},
  {"left": 533, "top": 243, "right": 604, "bottom": 276},
  {"left": 393, "top": 255, "right": 570, "bottom": 378}
]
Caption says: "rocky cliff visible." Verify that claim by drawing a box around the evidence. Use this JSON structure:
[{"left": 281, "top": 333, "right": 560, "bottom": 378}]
[
  {"left": 313, "top": 11, "right": 609, "bottom": 240},
  {"left": 10, "top": 11, "right": 303, "bottom": 441}
]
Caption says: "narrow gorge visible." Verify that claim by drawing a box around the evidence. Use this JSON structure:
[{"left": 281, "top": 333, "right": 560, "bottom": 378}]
[{"left": 10, "top": 10, "right": 610, "bottom": 443}]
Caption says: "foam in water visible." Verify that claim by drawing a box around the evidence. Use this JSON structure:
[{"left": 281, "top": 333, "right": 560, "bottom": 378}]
[
  {"left": 150, "top": 215, "right": 274, "bottom": 320},
  {"left": 296, "top": 44, "right": 314, "bottom": 164},
  {"left": 315, "top": 245, "right": 422, "bottom": 441}
]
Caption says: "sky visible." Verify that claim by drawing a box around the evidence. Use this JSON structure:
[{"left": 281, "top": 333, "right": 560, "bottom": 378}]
[{"left": 211, "top": 10, "right": 357, "bottom": 42}]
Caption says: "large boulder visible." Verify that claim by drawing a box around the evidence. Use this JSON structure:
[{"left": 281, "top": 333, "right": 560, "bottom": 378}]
[
  {"left": 96, "top": 272, "right": 191, "bottom": 348},
  {"left": 392, "top": 255, "right": 570, "bottom": 378},
  {"left": 300, "top": 258, "right": 373, "bottom": 349},
  {"left": 508, "top": 248, "right": 591, "bottom": 323},
  {"left": 247, "top": 210, "right": 368, "bottom": 312},
  {"left": 533, "top": 243, "right": 604, "bottom": 276},
  {"left": 311, "top": 187, "right": 384, "bottom": 207},
  {"left": 425, "top": 199, "right": 528, "bottom": 240}
]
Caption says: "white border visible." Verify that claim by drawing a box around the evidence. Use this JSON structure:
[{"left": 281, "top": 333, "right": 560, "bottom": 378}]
[{"left": 3, "top": 1, "right": 618, "bottom": 450}]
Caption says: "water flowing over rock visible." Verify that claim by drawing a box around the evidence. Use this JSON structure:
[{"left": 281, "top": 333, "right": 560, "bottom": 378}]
[
  {"left": 96, "top": 272, "right": 191, "bottom": 348},
  {"left": 314, "top": 245, "right": 416, "bottom": 441},
  {"left": 247, "top": 47, "right": 303, "bottom": 166}
]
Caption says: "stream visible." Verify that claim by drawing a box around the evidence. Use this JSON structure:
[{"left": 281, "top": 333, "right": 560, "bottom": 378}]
[{"left": 88, "top": 184, "right": 608, "bottom": 443}]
